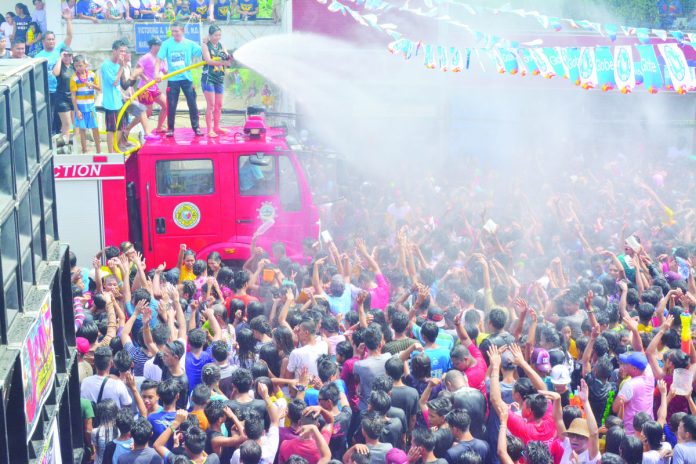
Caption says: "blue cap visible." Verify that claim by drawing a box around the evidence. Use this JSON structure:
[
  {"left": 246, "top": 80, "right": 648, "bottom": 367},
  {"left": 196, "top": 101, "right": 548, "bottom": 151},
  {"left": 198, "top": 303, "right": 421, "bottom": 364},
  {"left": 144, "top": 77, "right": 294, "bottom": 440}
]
[{"left": 619, "top": 351, "right": 648, "bottom": 371}]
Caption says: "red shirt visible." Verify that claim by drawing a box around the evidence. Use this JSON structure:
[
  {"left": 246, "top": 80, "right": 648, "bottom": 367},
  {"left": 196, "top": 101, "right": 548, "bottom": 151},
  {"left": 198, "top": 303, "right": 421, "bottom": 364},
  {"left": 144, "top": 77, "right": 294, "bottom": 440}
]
[
  {"left": 224, "top": 293, "right": 259, "bottom": 318},
  {"left": 278, "top": 429, "right": 333, "bottom": 464},
  {"left": 507, "top": 401, "right": 557, "bottom": 445},
  {"left": 464, "top": 344, "right": 488, "bottom": 396}
]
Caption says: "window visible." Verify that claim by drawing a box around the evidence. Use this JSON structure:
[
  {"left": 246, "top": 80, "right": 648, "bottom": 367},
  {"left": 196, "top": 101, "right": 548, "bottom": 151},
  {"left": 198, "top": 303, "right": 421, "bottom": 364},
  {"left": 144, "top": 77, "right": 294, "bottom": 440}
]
[
  {"left": 156, "top": 159, "right": 214, "bottom": 196},
  {"left": 238, "top": 154, "right": 275, "bottom": 196},
  {"left": 279, "top": 156, "right": 301, "bottom": 211}
]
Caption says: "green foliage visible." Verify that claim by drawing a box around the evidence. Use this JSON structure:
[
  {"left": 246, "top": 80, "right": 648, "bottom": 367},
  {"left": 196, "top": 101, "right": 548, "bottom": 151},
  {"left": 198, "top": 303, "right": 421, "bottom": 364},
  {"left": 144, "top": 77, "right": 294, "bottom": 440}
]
[
  {"left": 471, "top": 0, "right": 678, "bottom": 28},
  {"left": 600, "top": 0, "right": 660, "bottom": 27}
]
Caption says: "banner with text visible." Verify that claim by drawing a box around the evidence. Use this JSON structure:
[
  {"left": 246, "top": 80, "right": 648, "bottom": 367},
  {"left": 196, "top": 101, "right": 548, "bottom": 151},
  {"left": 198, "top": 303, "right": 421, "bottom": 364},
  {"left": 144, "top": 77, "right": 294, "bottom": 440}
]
[
  {"left": 134, "top": 23, "right": 201, "bottom": 54},
  {"left": 38, "top": 418, "right": 61, "bottom": 464},
  {"left": 21, "top": 294, "right": 56, "bottom": 441}
]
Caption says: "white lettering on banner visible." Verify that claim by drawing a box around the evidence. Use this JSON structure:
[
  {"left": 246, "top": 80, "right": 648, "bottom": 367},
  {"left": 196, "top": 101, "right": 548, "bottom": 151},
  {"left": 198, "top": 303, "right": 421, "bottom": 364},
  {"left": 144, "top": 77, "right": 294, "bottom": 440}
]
[
  {"left": 596, "top": 59, "right": 615, "bottom": 73},
  {"left": 54, "top": 164, "right": 102, "bottom": 178},
  {"left": 641, "top": 60, "right": 658, "bottom": 74},
  {"left": 53, "top": 163, "right": 126, "bottom": 180}
]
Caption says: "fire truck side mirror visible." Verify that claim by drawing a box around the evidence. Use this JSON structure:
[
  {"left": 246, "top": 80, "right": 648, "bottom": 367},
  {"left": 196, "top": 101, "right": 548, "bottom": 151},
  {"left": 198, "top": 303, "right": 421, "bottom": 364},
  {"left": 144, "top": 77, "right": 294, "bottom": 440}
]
[{"left": 249, "top": 153, "right": 270, "bottom": 166}]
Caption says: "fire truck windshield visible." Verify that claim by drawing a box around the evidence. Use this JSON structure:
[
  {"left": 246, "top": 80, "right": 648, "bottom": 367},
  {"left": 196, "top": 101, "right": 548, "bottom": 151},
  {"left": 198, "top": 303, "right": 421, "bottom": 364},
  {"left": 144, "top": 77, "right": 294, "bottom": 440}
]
[{"left": 297, "top": 152, "right": 343, "bottom": 205}]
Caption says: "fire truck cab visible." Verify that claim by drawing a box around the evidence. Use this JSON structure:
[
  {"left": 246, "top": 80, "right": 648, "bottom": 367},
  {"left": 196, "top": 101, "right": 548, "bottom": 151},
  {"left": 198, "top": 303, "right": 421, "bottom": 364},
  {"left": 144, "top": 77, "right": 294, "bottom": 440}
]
[
  {"left": 55, "top": 114, "right": 338, "bottom": 266},
  {"left": 127, "top": 116, "right": 322, "bottom": 266}
]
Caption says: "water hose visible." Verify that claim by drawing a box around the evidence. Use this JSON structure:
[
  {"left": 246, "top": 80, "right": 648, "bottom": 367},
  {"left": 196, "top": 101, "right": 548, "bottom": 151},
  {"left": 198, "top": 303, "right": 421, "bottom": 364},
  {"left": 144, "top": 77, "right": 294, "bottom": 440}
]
[{"left": 114, "top": 61, "right": 206, "bottom": 156}]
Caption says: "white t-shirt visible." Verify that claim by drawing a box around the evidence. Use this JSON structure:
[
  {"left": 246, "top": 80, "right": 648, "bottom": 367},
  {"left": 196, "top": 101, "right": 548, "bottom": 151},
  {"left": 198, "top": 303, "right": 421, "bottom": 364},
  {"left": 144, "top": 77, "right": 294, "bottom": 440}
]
[
  {"left": 0, "top": 23, "right": 13, "bottom": 48},
  {"left": 143, "top": 338, "right": 187, "bottom": 382},
  {"left": 80, "top": 375, "right": 133, "bottom": 409},
  {"left": 230, "top": 426, "right": 279, "bottom": 464},
  {"left": 31, "top": 10, "right": 47, "bottom": 34},
  {"left": 558, "top": 437, "right": 600, "bottom": 464},
  {"left": 287, "top": 340, "right": 328, "bottom": 378},
  {"left": 642, "top": 442, "right": 672, "bottom": 464}
]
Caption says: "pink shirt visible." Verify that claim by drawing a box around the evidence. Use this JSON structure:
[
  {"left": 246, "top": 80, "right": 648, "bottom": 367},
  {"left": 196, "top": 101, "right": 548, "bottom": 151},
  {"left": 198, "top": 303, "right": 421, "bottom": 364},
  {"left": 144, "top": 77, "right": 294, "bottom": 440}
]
[
  {"left": 340, "top": 356, "right": 360, "bottom": 411},
  {"left": 369, "top": 273, "right": 390, "bottom": 310},
  {"left": 618, "top": 366, "right": 655, "bottom": 434},
  {"left": 137, "top": 52, "right": 165, "bottom": 88}
]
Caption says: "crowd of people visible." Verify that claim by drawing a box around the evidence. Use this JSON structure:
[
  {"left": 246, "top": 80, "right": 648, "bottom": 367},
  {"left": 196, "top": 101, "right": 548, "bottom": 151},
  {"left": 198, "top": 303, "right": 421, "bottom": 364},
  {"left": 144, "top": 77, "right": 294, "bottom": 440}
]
[
  {"left": 60, "top": 0, "right": 271, "bottom": 23},
  {"left": 70, "top": 136, "right": 696, "bottom": 464},
  {"left": 2, "top": 9, "right": 238, "bottom": 153}
]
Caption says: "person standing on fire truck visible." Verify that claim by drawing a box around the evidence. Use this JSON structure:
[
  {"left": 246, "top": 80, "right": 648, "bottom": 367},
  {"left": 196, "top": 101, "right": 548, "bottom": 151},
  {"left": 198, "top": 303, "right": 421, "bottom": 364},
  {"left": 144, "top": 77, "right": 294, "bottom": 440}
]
[{"left": 155, "top": 21, "right": 203, "bottom": 137}]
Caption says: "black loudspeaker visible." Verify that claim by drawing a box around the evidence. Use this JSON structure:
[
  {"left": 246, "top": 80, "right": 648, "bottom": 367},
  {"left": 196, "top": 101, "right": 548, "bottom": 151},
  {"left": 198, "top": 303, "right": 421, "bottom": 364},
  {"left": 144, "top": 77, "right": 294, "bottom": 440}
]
[{"left": 0, "top": 59, "right": 79, "bottom": 459}]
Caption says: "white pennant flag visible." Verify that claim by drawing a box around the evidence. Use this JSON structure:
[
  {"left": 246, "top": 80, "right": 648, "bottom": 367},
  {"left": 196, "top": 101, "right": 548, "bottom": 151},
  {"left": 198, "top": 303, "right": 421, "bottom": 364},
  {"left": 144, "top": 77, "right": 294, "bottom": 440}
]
[
  {"left": 613, "top": 45, "right": 635, "bottom": 93},
  {"left": 658, "top": 43, "right": 692, "bottom": 92},
  {"left": 578, "top": 47, "right": 598, "bottom": 89}
]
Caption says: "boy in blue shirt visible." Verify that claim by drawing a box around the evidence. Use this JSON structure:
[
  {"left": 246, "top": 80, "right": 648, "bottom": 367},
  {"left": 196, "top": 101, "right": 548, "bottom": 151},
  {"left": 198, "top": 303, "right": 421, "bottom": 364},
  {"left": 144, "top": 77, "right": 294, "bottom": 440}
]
[
  {"left": 101, "top": 40, "right": 129, "bottom": 153},
  {"left": 155, "top": 22, "right": 203, "bottom": 137},
  {"left": 413, "top": 321, "right": 452, "bottom": 378}
]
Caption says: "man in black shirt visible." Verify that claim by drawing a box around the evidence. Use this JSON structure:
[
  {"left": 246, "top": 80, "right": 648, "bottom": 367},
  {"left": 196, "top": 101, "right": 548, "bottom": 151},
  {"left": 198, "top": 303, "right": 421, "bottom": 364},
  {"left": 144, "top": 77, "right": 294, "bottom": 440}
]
[
  {"left": 385, "top": 357, "right": 420, "bottom": 432},
  {"left": 226, "top": 368, "right": 270, "bottom": 428},
  {"left": 154, "top": 341, "right": 189, "bottom": 410},
  {"left": 444, "top": 409, "right": 490, "bottom": 464},
  {"left": 409, "top": 428, "right": 449, "bottom": 464},
  {"left": 318, "top": 383, "right": 352, "bottom": 458}
]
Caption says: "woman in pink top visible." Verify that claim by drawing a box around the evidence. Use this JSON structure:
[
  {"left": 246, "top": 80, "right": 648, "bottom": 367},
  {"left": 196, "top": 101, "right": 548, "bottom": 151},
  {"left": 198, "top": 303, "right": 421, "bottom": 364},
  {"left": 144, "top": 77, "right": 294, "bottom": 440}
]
[{"left": 135, "top": 36, "right": 167, "bottom": 135}]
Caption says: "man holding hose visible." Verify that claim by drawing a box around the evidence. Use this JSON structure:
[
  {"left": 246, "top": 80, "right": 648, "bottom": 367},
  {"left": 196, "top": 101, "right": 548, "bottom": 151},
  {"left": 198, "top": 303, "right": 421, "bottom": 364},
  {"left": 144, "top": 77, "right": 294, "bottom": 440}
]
[{"left": 155, "top": 21, "right": 203, "bottom": 138}]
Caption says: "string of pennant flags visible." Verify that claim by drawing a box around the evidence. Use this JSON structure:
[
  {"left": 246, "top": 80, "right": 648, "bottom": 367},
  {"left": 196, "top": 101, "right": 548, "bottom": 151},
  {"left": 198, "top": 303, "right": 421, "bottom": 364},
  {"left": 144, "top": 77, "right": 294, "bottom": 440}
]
[
  {"left": 318, "top": 0, "right": 696, "bottom": 94},
  {"left": 348, "top": 0, "right": 696, "bottom": 46}
]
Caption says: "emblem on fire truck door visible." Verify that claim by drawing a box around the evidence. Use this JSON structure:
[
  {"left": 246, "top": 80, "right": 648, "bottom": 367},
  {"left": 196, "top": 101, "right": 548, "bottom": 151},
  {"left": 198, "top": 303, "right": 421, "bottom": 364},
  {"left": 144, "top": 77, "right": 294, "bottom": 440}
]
[
  {"left": 257, "top": 201, "right": 277, "bottom": 223},
  {"left": 173, "top": 202, "right": 201, "bottom": 230}
]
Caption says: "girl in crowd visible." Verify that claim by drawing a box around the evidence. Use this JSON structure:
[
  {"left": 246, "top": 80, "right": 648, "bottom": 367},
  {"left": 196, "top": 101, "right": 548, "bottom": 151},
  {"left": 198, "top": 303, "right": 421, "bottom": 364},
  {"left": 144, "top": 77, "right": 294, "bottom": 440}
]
[
  {"left": 12, "top": 3, "right": 30, "bottom": 43},
  {"left": 25, "top": 20, "right": 42, "bottom": 56},
  {"left": 92, "top": 399, "right": 119, "bottom": 464},
  {"left": 0, "top": 13, "right": 15, "bottom": 50},
  {"left": 136, "top": 36, "right": 168, "bottom": 135},
  {"left": 177, "top": 245, "right": 196, "bottom": 282},
  {"left": 201, "top": 25, "right": 232, "bottom": 137},
  {"left": 52, "top": 48, "right": 74, "bottom": 146}
]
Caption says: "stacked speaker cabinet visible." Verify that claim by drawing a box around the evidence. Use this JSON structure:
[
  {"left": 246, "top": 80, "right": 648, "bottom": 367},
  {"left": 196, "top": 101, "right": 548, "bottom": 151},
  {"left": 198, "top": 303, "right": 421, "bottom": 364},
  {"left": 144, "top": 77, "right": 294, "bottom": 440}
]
[{"left": 0, "top": 59, "right": 81, "bottom": 462}]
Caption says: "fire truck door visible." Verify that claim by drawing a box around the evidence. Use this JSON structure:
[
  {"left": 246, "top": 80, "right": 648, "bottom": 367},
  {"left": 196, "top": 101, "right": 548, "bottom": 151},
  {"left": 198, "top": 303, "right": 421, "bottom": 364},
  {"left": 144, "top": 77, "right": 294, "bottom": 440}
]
[
  {"left": 148, "top": 157, "right": 222, "bottom": 264},
  {"left": 234, "top": 153, "right": 278, "bottom": 240}
]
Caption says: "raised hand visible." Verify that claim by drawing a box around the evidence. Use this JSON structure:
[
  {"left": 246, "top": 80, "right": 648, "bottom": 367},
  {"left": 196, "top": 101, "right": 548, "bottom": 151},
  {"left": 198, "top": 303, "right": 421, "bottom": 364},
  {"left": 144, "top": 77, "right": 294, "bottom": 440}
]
[
  {"left": 513, "top": 298, "right": 529, "bottom": 314},
  {"left": 173, "top": 409, "right": 188, "bottom": 426},
  {"left": 487, "top": 344, "right": 501, "bottom": 370},
  {"left": 622, "top": 315, "right": 638, "bottom": 332},
  {"left": 662, "top": 314, "right": 675, "bottom": 332},
  {"left": 657, "top": 379, "right": 667, "bottom": 396},
  {"left": 509, "top": 343, "right": 525, "bottom": 366},
  {"left": 257, "top": 382, "right": 269, "bottom": 399},
  {"left": 577, "top": 379, "right": 589, "bottom": 403},
  {"left": 618, "top": 280, "right": 628, "bottom": 293},
  {"left": 427, "top": 377, "right": 442, "bottom": 387},
  {"left": 584, "top": 290, "right": 594, "bottom": 311}
]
